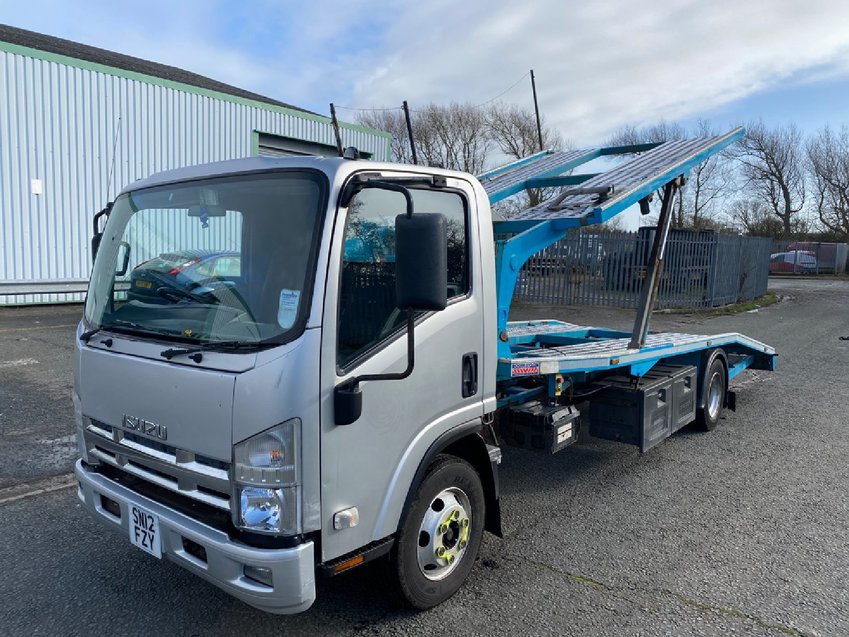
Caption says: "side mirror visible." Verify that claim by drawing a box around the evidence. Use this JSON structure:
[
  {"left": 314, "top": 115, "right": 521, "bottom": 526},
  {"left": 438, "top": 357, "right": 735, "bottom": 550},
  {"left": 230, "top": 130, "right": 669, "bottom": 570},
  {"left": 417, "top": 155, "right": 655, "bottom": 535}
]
[
  {"left": 334, "top": 382, "right": 363, "bottom": 427},
  {"left": 91, "top": 202, "right": 113, "bottom": 260},
  {"left": 395, "top": 213, "right": 447, "bottom": 311}
]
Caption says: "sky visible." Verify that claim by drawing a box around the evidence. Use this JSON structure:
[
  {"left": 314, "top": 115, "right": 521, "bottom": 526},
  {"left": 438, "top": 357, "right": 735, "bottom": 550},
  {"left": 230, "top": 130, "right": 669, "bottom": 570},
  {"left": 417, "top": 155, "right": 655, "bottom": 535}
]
[{"left": 3, "top": 0, "right": 849, "bottom": 146}]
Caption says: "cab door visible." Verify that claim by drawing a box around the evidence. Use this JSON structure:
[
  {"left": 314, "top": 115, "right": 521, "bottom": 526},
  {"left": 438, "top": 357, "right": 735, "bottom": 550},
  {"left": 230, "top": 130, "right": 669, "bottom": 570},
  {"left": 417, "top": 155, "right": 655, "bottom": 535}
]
[{"left": 318, "top": 176, "right": 486, "bottom": 561}]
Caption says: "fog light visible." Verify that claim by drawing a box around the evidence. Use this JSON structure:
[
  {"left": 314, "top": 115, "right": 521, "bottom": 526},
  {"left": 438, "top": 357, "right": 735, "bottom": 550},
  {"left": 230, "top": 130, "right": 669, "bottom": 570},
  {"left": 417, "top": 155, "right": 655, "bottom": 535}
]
[
  {"left": 181, "top": 537, "right": 207, "bottom": 563},
  {"left": 240, "top": 487, "right": 282, "bottom": 532},
  {"left": 244, "top": 565, "right": 273, "bottom": 588},
  {"left": 100, "top": 495, "right": 121, "bottom": 519}
]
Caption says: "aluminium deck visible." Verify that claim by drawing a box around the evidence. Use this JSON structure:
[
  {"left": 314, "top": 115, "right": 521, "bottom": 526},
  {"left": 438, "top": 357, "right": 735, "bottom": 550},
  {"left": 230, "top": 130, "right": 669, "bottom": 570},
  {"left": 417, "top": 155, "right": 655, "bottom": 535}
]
[{"left": 501, "top": 320, "right": 775, "bottom": 377}]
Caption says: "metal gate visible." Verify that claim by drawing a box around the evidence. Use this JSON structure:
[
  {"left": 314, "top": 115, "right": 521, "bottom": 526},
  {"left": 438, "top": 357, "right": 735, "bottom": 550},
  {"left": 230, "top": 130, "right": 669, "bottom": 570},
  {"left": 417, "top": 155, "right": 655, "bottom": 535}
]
[{"left": 510, "top": 228, "right": 771, "bottom": 309}]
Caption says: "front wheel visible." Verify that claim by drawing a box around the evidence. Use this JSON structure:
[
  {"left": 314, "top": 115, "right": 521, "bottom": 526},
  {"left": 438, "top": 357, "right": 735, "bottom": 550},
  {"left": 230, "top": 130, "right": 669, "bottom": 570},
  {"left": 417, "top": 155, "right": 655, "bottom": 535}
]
[{"left": 395, "top": 455, "right": 485, "bottom": 609}]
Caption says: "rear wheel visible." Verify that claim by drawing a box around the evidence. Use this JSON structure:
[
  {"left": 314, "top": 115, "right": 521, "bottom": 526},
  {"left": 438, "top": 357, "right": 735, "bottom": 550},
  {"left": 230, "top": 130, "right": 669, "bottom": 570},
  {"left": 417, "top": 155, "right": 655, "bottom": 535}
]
[
  {"left": 697, "top": 351, "right": 727, "bottom": 431},
  {"left": 395, "top": 455, "right": 485, "bottom": 609}
]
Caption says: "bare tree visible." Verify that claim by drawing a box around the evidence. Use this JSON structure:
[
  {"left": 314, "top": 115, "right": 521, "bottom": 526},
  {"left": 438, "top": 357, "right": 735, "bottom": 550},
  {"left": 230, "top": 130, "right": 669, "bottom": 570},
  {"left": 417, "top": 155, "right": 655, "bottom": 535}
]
[
  {"left": 358, "top": 102, "right": 569, "bottom": 216},
  {"left": 485, "top": 101, "right": 568, "bottom": 208},
  {"left": 730, "top": 120, "right": 806, "bottom": 238},
  {"left": 414, "top": 103, "right": 491, "bottom": 173},
  {"left": 486, "top": 102, "right": 566, "bottom": 159},
  {"left": 355, "top": 109, "right": 416, "bottom": 164},
  {"left": 688, "top": 120, "right": 735, "bottom": 228},
  {"left": 730, "top": 199, "right": 784, "bottom": 237},
  {"left": 356, "top": 102, "right": 492, "bottom": 173},
  {"left": 806, "top": 125, "right": 849, "bottom": 239}
]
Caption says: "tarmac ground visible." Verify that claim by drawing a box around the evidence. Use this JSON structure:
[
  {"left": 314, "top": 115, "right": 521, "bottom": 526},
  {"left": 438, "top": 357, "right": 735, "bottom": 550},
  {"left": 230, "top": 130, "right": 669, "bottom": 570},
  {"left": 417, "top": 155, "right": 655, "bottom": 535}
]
[{"left": 1, "top": 278, "right": 847, "bottom": 636}]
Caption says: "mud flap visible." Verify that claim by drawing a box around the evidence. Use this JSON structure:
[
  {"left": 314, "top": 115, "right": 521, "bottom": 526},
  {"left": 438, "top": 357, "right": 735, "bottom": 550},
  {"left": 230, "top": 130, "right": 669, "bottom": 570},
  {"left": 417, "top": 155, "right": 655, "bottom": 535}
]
[{"left": 725, "top": 390, "right": 737, "bottom": 412}]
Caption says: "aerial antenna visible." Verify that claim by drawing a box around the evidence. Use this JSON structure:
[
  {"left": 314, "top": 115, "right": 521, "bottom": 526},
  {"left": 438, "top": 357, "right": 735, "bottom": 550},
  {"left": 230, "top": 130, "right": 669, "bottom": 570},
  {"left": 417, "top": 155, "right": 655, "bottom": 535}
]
[
  {"left": 329, "top": 103, "right": 344, "bottom": 157},
  {"left": 106, "top": 116, "right": 122, "bottom": 200},
  {"left": 530, "top": 70, "right": 544, "bottom": 152},
  {"left": 402, "top": 101, "right": 418, "bottom": 165}
]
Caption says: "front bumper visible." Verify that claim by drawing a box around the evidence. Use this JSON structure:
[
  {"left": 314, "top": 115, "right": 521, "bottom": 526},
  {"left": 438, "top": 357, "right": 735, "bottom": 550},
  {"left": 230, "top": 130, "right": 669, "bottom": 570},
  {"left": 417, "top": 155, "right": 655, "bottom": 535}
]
[{"left": 74, "top": 460, "right": 316, "bottom": 614}]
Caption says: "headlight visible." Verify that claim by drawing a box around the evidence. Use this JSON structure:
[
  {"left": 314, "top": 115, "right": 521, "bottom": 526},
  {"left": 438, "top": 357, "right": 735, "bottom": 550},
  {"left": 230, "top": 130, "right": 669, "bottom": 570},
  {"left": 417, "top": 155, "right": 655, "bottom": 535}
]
[
  {"left": 233, "top": 419, "right": 301, "bottom": 535},
  {"left": 238, "top": 486, "right": 299, "bottom": 535}
]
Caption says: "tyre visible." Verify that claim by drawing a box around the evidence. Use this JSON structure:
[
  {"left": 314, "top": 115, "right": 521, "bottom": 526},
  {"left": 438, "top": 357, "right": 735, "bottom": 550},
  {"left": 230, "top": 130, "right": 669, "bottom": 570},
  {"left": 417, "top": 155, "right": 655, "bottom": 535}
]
[
  {"left": 696, "top": 350, "right": 727, "bottom": 431},
  {"left": 395, "top": 454, "right": 485, "bottom": 609}
]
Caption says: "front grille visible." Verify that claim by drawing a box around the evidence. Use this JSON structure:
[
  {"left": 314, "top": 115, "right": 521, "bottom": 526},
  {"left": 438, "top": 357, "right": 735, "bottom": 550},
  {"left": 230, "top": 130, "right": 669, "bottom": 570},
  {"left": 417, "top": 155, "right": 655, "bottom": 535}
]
[{"left": 84, "top": 418, "right": 231, "bottom": 511}]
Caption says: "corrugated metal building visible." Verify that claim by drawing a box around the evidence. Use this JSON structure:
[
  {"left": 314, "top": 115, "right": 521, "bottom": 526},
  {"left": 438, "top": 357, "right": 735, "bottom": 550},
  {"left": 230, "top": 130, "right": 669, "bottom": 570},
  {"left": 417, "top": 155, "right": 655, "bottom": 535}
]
[{"left": 0, "top": 24, "right": 391, "bottom": 305}]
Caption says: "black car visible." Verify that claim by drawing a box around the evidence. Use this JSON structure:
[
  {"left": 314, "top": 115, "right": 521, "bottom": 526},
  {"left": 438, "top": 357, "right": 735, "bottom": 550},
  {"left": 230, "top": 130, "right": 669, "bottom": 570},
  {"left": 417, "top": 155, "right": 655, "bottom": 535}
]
[{"left": 128, "top": 250, "right": 240, "bottom": 303}]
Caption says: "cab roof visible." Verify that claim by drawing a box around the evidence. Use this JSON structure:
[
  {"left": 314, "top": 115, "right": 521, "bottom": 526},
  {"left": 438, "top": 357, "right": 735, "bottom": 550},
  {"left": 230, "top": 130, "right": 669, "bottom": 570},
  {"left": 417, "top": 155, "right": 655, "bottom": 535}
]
[{"left": 120, "top": 156, "right": 476, "bottom": 196}]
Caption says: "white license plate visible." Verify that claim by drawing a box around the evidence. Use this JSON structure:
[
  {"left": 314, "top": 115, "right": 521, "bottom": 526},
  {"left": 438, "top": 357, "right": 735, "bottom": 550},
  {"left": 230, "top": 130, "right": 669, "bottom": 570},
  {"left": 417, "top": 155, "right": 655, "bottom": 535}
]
[{"left": 129, "top": 504, "right": 162, "bottom": 559}]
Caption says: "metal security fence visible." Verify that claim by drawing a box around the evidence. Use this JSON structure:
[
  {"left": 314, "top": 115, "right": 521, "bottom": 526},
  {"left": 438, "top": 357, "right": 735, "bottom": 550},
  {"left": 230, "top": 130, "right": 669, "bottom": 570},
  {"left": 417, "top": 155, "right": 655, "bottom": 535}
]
[
  {"left": 769, "top": 241, "right": 848, "bottom": 275},
  {"left": 508, "top": 228, "right": 771, "bottom": 309}
]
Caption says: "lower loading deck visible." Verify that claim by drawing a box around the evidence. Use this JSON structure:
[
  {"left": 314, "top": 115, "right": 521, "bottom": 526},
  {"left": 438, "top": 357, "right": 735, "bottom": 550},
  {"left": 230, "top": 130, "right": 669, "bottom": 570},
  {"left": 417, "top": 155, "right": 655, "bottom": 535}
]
[{"left": 497, "top": 320, "right": 776, "bottom": 390}]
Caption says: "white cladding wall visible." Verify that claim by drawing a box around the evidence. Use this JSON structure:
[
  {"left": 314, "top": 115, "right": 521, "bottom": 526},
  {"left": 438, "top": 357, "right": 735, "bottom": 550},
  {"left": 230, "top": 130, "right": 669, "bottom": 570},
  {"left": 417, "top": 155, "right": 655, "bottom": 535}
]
[{"left": 0, "top": 48, "right": 389, "bottom": 304}]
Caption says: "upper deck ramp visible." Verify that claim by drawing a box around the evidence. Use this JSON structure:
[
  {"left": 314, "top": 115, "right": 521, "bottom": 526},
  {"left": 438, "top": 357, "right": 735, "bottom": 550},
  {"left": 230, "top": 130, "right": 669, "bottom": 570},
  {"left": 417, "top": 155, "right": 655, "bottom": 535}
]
[{"left": 483, "top": 128, "right": 743, "bottom": 232}]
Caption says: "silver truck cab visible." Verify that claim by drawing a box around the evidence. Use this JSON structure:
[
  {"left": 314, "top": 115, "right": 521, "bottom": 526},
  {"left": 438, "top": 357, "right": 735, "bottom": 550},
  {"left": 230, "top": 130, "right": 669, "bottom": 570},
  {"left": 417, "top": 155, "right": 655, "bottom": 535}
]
[{"left": 74, "top": 156, "right": 499, "bottom": 613}]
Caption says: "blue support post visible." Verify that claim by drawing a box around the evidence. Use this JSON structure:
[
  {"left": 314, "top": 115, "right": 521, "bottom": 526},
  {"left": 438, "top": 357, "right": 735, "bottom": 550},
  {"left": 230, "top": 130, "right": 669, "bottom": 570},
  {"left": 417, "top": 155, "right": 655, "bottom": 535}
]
[{"left": 495, "top": 218, "right": 583, "bottom": 358}]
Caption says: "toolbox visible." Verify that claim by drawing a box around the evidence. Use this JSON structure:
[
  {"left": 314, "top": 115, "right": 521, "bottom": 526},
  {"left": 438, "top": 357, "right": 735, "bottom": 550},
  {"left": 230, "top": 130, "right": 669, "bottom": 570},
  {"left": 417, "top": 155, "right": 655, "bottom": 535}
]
[
  {"left": 588, "top": 364, "right": 697, "bottom": 452},
  {"left": 503, "top": 402, "right": 580, "bottom": 454}
]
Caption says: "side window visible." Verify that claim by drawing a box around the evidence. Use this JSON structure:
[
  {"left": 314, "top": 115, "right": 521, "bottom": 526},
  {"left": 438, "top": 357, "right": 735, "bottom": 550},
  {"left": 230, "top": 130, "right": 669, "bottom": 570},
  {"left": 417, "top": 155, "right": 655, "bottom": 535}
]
[
  {"left": 192, "top": 260, "right": 217, "bottom": 280},
  {"left": 213, "top": 256, "right": 241, "bottom": 277},
  {"left": 413, "top": 188, "right": 468, "bottom": 298},
  {"left": 337, "top": 186, "right": 469, "bottom": 368}
]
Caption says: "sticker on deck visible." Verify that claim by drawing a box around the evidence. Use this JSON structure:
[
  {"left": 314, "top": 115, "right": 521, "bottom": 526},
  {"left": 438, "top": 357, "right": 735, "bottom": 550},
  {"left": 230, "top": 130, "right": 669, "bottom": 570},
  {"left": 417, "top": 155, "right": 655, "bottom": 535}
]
[{"left": 511, "top": 362, "right": 540, "bottom": 377}]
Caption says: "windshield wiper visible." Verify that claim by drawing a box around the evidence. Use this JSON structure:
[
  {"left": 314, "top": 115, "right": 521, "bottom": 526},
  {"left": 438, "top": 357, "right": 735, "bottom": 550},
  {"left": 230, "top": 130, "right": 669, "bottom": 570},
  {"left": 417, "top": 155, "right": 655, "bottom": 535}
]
[
  {"left": 160, "top": 340, "right": 263, "bottom": 363},
  {"left": 86, "top": 319, "right": 180, "bottom": 341},
  {"left": 80, "top": 327, "right": 101, "bottom": 342}
]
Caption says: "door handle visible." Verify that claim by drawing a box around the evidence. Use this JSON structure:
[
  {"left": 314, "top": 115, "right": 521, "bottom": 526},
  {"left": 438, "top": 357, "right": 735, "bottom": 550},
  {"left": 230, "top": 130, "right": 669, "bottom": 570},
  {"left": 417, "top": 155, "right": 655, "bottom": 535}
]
[{"left": 462, "top": 353, "right": 478, "bottom": 398}]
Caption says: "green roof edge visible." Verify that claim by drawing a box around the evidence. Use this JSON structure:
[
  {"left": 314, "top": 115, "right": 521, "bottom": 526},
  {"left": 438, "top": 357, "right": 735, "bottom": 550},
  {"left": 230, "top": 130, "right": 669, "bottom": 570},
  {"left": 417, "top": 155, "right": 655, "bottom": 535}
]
[{"left": 0, "top": 39, "right": 393, "bottom": 148}]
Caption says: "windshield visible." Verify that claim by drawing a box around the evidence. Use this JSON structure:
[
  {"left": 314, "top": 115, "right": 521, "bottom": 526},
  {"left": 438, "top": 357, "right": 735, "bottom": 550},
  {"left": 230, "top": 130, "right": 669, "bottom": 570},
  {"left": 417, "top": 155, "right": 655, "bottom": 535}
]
[{"left": 85, "top": 171, "right": 327, "bottom": 345}]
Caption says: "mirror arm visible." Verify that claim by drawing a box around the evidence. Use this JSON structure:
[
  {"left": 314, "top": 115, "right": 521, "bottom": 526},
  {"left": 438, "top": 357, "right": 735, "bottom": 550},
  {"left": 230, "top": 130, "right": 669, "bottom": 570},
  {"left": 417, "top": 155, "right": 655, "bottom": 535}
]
[
  {"left": 341, "top": 174, "right": 444, "bottom": 207},
  {"left": 342, "top": 309, "right": 416, "bottom": 391},
  {"left": 368, "top": 180, "right": 414, "bottom": 218},
  {"left": 92, "top": 202, "right": 113, "bottom": 236},
  {"left": 334, "top": 310, "right": 416, "bottom": 426},
  {"left": 341, "top": 179, "right": 414, "bottom": 218}
]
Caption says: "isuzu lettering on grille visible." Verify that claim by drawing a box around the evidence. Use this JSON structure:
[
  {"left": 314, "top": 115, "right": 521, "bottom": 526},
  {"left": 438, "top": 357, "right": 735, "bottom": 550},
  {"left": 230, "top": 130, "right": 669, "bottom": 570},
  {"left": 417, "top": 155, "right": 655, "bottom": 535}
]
[{"left": 122, "top": 415, "right": 167, "bottom": 441}]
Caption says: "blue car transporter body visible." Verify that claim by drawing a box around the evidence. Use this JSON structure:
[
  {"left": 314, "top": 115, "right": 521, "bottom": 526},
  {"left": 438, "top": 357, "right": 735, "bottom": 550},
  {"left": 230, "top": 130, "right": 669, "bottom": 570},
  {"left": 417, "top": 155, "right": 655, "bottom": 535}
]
[{"left": 482, "top": 127, "right": 775, "bottom": 428}]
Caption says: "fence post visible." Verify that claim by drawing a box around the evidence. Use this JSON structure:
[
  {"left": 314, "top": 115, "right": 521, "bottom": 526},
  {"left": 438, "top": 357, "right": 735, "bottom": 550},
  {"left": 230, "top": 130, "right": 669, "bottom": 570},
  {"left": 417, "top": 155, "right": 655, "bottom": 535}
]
[{"left": 706, "top": 234, "right": 719, "bottom": 307}]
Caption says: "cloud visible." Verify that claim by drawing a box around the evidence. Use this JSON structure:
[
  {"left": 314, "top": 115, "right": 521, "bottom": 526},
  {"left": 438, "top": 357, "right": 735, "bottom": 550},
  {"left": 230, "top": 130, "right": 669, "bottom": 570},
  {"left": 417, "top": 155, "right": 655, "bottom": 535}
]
[
  {"left": 346, "top": 0, "right": 849, "bottom": 142},
  {"left": 0, "top": 0, "right": 396, "bottom": 112},
  {"left": 4, "top": 0, "right": 849, "bottom": 142}
]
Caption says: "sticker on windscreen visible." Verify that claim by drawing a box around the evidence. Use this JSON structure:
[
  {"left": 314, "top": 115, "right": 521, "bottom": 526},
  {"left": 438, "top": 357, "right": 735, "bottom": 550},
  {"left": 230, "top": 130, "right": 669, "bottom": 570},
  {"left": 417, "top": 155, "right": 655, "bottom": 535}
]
[{"left": 278, "top": 289, "right": 301, "bottom": 329}]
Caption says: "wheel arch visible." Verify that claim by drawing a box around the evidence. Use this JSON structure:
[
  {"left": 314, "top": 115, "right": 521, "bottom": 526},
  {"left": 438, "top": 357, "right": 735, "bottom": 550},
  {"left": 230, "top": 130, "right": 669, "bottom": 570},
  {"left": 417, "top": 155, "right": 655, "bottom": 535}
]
[{"left": 399, "top": 422, "right": 502, "bottom": 539}]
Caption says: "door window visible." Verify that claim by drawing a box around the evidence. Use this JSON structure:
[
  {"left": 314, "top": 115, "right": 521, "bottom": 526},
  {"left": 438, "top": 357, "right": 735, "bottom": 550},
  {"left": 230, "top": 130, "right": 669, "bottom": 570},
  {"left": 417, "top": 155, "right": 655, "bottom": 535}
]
[{"left": 337, "top": 186, "right": 468, "bottom": 367}]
